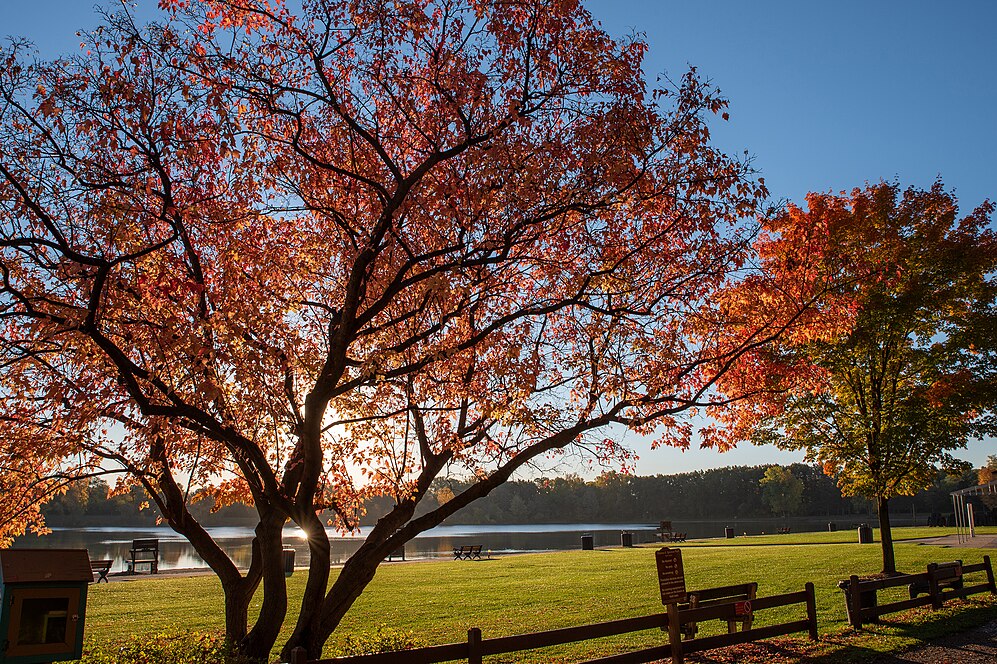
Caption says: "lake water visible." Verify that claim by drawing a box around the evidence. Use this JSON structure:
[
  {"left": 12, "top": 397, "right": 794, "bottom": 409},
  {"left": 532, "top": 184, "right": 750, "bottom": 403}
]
[{"left": 12, "top": 517, "right": 881, "bottom": 573}]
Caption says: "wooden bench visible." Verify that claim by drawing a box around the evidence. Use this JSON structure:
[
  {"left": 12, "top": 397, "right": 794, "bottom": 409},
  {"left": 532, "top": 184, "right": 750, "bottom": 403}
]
[
  {"left": 840, "top": 557, "right": 995, "bottom": 629},
  {"left": 658, "top": 531, "right": 686, "bottom": 542},
  {"left": 678, "top": 582, "right": 757, "bottom": 639},
  {"left": 778, "top": 527, "right": 792, "bottom": 535},
  {"left": 90, "top": 559, "right": 113, "bottom": 583},
  {"left": 453, "top": 545, "right": 482, "bottom": 561},
  {"left": 908, "top": 560, "right": 964, "bottom": 599},
  {"left": 126, "top": 538, "right": 160, "bottom": 574}
]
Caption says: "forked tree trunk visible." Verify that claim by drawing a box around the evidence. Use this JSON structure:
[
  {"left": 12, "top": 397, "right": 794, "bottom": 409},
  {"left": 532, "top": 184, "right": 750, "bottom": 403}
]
[
  {"left": 154, "top": 478, "right": 271, "bottom": 658},
  {"left": 165, "top": 498, "right": 288, "bottom": 662},
  {"left": 877, "top": 496, "right": 897, "bottom": 575},
  {"left": 281, "top": 546, "right": 384, "bottom": 660}
]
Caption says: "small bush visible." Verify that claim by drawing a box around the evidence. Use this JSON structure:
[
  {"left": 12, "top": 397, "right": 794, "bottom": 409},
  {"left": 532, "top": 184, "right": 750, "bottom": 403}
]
[
  {"left": 81, "top": 630, "right": 251, "bottom": 664},
  {"left": 335, "top": 625, "right": 425, "bottom": 655}
]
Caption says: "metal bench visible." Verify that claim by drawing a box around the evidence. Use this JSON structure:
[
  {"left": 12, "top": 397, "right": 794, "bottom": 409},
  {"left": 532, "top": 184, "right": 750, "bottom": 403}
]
[
  {"left": 90, "top": 559, "right": 113, "bottom": 583},
  {"left": 126, "top": 538, "right": 160, "bottom": 574},
  {"left": 453, "top": 545, "right": 482, "bottom": 560}
]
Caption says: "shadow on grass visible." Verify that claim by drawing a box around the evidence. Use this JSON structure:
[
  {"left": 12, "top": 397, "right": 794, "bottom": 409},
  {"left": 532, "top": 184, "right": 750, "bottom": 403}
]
[{"left": 681, "top": 601, "right": 997, "bottom": 664}]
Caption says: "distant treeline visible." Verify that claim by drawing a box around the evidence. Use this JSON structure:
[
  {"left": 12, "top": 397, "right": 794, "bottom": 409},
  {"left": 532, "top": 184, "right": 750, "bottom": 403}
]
[
  {"left": 41, "top": 463, "right": 982, "bottom": 528},
  {"left": 368, "top": 464, "right": 979, "bottom": 525}
]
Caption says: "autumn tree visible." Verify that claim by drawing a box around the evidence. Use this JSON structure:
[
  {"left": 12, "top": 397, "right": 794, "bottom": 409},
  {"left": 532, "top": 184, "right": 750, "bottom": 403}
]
[
  {"left": 0, "top": 0, "right": 817, "bottom": 659},
  {"left": 713, "top": 182, "right": 997, "bottom": 574},
  {"left": 759, "top": 465, "right": 803, "bottom": 518},
  {"left": 978, "top": 456, "right": 997, "bottom": 511}
]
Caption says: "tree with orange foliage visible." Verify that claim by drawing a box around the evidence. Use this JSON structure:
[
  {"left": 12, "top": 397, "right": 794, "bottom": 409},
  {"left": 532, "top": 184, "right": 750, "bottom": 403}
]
[
  {"left": 0, "top": 1, "right": 815, "bottom": 658},
  {"left": 712, "top": 182, "right": 997, "bottom": 575},
  {"left": 977, "top": 456, "right": 997, "bottom": 511}
]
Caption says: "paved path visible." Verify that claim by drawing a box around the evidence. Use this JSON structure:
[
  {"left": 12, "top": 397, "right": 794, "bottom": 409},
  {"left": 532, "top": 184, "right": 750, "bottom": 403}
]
[
  {"left": 683, "top": 619, "right": 997, "bottom": 663},
  {"left": 867, "top": 619, "right": 997, "bottom": 663},
  {"left": 906, "top": 534, "right": 997, "bottom": 549}
]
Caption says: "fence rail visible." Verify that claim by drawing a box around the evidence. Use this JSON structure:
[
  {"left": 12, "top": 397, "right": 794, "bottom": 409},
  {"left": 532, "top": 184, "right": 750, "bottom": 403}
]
[
  {"left": 290, "top": 583, "right": 817, "bottom": 664},
  {"left": 842, "top": 556, "right": 996, "bottom": 629}
]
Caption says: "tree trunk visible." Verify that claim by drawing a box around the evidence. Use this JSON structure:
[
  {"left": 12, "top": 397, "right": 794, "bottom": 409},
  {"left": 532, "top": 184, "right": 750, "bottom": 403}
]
[
  {"left": 150, "top": 474, "right": 267, "bottom": 655},
  {"left": 877, "top": 495, "right": 897, "bottom": 575},
  {"left": 238, "top": 510, "right": 289, "bottom": 662},
  {"left": 280, "top": 509, "right": 333, "bottom": 660},
  {"left": 281, "top": 546, "right": 383, "bottom": 660}
]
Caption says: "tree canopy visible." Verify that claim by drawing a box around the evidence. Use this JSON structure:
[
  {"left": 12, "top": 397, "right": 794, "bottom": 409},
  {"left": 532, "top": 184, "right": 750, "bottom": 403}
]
[
  {"left": 714, "top": 182, "right": 997, "bottom": 573},
  {"left": 0, "top": 0, "right": 822, "bottom": 658},
  {"left": 759, "top": 465, "right": 804, "bottom": 517}
]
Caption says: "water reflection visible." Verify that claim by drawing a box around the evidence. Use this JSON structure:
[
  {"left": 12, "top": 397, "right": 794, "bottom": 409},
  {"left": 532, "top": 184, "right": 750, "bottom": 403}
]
[
  {"left": 13, "top": 518, "right": 872, "bottom": 572},
  {"left": 13, "top": 524, "right": 660, "bottom": 572}
]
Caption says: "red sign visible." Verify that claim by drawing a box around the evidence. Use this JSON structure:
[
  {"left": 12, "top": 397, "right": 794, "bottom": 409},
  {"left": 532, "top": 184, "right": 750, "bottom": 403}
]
[
  {"left": 734, "top": 600, "right": 752, "bottom": 616},
  {"left": 655, "top": 547, "right": 686, "bottom": 605}
]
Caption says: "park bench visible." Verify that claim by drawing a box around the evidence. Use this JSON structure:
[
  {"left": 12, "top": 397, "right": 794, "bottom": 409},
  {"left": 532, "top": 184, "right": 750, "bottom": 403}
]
[
  {"left": 908, "top": 560, "right": 963, "bottom": 599},
  {"left": 678, "top": 582, "right": 757, "bottom": 639},
  {"left": 840, "top": 557, "right": 995, "bottom": 629},
  {"left": 665, "top": 532, "right": 687, "bottom": 542},
  {"left": 126, "top": 538, "right": 160, "bottom": 574},
  {"left": 387, "top": 546, "right": 406, "bottom": 561},
  {"left": 90, "top": 559, "right": 113, "bottom": 583},
  {"left": 453, "top": 545, "right": 482, "bottom": 560}
]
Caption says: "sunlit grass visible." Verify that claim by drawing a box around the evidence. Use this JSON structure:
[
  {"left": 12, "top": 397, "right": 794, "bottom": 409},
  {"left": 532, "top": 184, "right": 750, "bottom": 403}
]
[
  {"left": 680, "top": 525, "right": 997, "bottom": 546},
  {"left": 83, "top": 529, "right": 997, "bottom": 662}
]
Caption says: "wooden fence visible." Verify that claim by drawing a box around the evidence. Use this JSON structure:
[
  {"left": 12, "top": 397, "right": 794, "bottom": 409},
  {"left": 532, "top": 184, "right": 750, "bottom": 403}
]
[
  {"left": 289, "top": 582, "right": 817, "bottom": 664},
  {"left": 842, "top": 555, "right": 996, "bottom": 629}
]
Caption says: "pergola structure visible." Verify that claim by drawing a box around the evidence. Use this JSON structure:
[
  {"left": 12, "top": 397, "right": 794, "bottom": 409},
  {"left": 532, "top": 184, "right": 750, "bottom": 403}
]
[{"left": 951, "top": 480, "right": 997, "bottom": 543}]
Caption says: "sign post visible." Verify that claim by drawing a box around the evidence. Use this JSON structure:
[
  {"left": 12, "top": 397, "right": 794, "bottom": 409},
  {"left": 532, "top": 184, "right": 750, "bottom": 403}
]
[{"left": 655, "top": 547, "right": 686, "bottom": 664}]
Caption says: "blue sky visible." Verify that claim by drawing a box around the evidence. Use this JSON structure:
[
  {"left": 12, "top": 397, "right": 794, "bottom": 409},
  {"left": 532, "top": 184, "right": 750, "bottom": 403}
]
[{"left": 3, "top": 2, "right": 995, "bottom": 475}]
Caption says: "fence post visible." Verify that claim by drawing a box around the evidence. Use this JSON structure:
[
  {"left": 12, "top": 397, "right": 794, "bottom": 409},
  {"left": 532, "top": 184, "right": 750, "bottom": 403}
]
[
  {"left": 985, "top": 555, "right": 996, "bottom": 594},
  {"left": 928, "top": 562, "right": 943, "bottom": 610},
  {"left": 667, "top": 602, "right": 684, "bottom": 664},
  {"left": 805, "top": 581, "right": 819, "bottom": 641},
  {"left": 289, "top": 647, "right": 308, "bottom": 664},
  {"left": 848, "top": 574, "right": 863, "bottom": 630},
  {"left": 467, "top": 627, "right": 483, "bottom": 664}
]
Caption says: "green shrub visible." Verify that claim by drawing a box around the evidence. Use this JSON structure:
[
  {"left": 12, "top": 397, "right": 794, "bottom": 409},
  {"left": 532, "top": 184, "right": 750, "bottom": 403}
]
[
  {"left": 334, "top": 625, "right": 425, "bottom": 655},
  {"left": 81, "top": 630, "right": 251, "bottom": 664}
]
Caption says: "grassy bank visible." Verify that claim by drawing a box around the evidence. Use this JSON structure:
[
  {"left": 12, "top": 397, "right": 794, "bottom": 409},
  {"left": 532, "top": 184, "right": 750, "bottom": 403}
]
[{"left": 83, "top": 527, "right": 997, "bottom": 662}]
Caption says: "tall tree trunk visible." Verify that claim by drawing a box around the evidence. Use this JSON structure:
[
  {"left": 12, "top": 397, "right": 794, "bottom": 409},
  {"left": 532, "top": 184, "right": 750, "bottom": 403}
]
[{"left": 878, "top": 496, "right": 897, "bottom": 575}]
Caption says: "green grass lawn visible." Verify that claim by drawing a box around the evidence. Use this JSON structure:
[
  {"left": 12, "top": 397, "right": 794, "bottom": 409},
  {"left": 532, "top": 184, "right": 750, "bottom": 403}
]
[{"left": 83, "top": 527, "right": 997, "bottom": 663}]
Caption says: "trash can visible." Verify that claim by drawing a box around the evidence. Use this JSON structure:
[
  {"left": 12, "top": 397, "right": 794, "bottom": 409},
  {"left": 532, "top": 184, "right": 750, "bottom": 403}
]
[
  {"left": 828, "top": 522, "right": 837, "bottom": 532},
  {"left": 724, "top": 526, "right": 734, "bottom": 539},
  {"left": 857, "top": 524, "right": 873, "bottom": 544},
  {"left": 581, "top": 534, "right": 594, "bottom": 550},
  {"left": 282, "top": 548, "right": 295, "bottom": 577},
  {"left": 837, "top": 578, "right": 878, "bottom": 626},
  {"left": 621, "top": 532, "right": 633, "bottom": 548}
]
